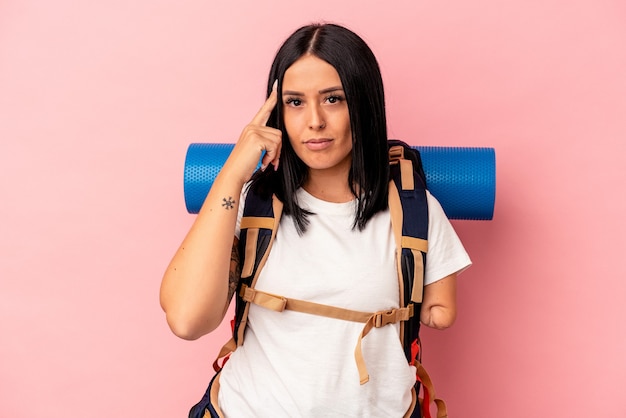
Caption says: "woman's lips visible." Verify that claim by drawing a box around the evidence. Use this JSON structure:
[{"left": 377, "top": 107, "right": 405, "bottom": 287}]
[{"left": 303, "top": 138, "right": 333, "bottom": 151}]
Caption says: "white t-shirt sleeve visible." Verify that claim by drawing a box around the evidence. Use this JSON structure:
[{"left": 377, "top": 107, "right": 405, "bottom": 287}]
[{"left": 424, "top": 190, "right": 472, "bottom": 285}]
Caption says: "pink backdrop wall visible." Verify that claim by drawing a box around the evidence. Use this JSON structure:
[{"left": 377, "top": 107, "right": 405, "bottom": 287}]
[{"left": 1, "top": 0, "right": 625, "bottom": 416}]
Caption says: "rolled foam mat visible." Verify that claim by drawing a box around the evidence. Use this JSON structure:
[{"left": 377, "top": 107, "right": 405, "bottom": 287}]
[{"left": 184, "top": 143, "right": 495, "bottom": 220}]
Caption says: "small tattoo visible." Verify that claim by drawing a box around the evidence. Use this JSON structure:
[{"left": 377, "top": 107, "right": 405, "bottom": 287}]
[{"left": 222, "top": 196, "right": 235, "bottom": 210}]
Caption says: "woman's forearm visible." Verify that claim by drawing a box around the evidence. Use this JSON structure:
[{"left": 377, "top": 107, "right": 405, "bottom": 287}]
[
  {"left": 160, "top": 86, "right": 280, "bottom": 340},
  {"left": 159, "top": 170, "right": 245, "bottom": 340}
]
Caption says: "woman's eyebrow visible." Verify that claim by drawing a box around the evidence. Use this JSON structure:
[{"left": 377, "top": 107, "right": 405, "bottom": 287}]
[
  {"left": 319, "top": 86, "right": 343, "bottom": 94},
  {"left": 282, "top": 86, "right": 344, "bottom": 96},
  {"left": 319, "top": 86, "right": 344, "bottom": 94},
  {"left": 282, "top": 90, "right": 304, "bottom": 96}
]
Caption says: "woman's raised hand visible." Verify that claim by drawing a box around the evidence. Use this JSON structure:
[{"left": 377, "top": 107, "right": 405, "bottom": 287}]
[
  {"left": 160, "top": 85, "right": 282, "bottom": 340},
  {"left": 226, "top": 83, "right": 282, "bottom": 185}
]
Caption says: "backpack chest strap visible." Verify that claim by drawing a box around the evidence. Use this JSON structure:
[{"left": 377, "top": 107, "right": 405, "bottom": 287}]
[{"left": 240, "top": 284, "right": 414, "bottom": 385}]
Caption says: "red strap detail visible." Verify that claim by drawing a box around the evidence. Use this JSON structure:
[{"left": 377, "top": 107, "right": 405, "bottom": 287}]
[
  {"left": 411, "top": 339, "right": 420, "bottom": 365},
  {"left": 212, "top": 352, "right": 232, "bottom": 372},
  {"left": 413, "top": 342, "right": 431, "bottom": 418},
  {"left": 216, "top": 318, "right": 235, "bottom": 370},
  {"left": 418, "top": 373, "right": 432, "bottom": 418},
  {"left": 222, "top": 354, "right": 231, "bottom": 367}
]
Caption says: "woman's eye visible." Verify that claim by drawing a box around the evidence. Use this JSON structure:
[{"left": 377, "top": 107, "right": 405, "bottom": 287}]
[
  {"left": 326, "top": 95, "right": 344, "bottom": 104},
  {"left": 285, "top": 98, "right": 302, "bottom": 107}
]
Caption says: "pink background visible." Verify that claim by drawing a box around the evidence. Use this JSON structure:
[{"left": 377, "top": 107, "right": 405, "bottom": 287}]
[{"left": 1, "top": 0, "right": 625, "bottom": 416}]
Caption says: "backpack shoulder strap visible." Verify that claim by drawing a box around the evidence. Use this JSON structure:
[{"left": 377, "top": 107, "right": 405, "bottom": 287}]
[
  {"left": 389, "top": 141, "right": 448, "bottom": 418},
  {"left": 233, "top": 190, "right": 283, "bottom": 345},
  {"left": 388, "top": 141, "right": 428, "bottom": 362},
  {"left": 213, "top": 189, "right": 282, "bottom": 372}
]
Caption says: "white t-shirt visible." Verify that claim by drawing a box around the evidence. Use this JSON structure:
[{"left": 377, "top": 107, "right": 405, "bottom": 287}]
[{"left": 218, "top": 188, "right": 471, "bottom": 417}]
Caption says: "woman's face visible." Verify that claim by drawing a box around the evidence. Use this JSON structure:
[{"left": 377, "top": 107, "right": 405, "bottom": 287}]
[{"left": 281, "top": 54, "right": 352, "bottom": 178}]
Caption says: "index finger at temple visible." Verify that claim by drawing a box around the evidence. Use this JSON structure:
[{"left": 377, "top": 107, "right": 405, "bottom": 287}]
[{"left": 251, "top": 87, "right": 278, "bottom": 127}]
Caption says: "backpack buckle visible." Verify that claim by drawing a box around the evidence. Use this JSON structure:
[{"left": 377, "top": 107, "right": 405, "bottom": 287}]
[
  {"left": 374, "top": 309, "right": 397, "bottom": 327},
  {"left": 373, "top": 307, "right": 413, "bottom": 328}
]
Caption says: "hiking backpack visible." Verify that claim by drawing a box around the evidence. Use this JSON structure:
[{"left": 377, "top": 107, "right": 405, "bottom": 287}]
[{"left": 191, "top": 140, "right": 447, "bottom": 418}]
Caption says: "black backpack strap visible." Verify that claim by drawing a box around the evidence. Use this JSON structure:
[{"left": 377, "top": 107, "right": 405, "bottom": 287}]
[
  {"left": 388, "top": 141, "right": 428, "bottom": 362},
  {"left": 212, "top": 190, "right": 282, "bottom": 373},
  {"left": 389, "top": 140, "right": 448, "bottom": 418},
  {"left": 233, "top": 191, "right": 283, "bottom": 345}
]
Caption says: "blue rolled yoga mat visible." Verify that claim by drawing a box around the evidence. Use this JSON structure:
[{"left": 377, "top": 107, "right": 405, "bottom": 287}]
[{"left": 184, "top": 143, "right": 496, "bottom": 220}]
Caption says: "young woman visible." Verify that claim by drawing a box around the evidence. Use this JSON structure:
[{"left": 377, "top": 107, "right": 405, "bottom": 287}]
[{"left": 160, "top": 23, "right": 471, "bottom": 417}]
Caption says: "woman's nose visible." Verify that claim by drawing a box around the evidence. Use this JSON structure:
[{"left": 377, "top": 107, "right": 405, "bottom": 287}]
[{"left": 308, "top": 104, "right": 326, "bottom": 129}]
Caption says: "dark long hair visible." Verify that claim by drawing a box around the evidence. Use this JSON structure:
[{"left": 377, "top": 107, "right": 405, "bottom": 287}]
[{"left": 250, "top": 23, "right": 389, "bottom": 233}]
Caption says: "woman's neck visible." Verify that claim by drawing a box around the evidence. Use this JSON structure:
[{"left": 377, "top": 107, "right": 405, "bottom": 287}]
[{"left": 303, "top": 169, "right": 355, "bottom": 203}]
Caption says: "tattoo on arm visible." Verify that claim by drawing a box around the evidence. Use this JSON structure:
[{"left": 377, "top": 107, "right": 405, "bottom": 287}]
[
  {"left": 227, "top": 242, "right": 241, "bottom": 302},
  {"left": 222, "top": 196, "right": 236, "bottom": 210}
]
